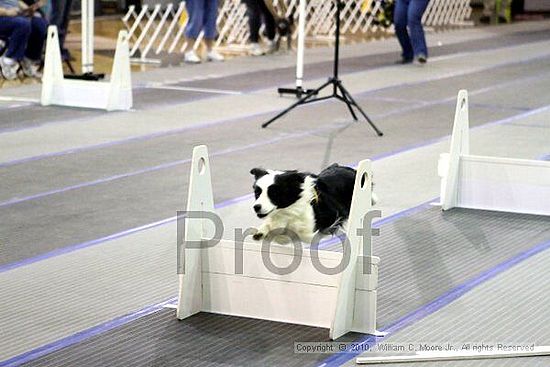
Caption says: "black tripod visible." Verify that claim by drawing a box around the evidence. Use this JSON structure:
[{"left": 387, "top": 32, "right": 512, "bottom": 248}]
[{"left": 262, "top": 0, "right": 383, "bottom": 136}]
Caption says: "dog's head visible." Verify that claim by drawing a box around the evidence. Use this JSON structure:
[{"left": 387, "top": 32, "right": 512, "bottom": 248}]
[{"left": 250, "top": 168, "right": 305, "bottom": 218}]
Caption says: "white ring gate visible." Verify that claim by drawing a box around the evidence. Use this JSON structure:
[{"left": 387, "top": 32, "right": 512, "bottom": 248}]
[
  {"left": 176, "top": 145, "right": 385, "bottom": 339},
  {"left": 122, "top": 0, "right": 473, "bottom": 63}
]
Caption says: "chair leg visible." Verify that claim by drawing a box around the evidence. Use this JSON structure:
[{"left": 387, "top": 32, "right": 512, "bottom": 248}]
[{"left": 65, "top": 59, "right": 75, "bottom": 74}]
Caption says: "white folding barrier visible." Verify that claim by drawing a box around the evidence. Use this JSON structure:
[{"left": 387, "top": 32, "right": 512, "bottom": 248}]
[
  {"left": 176, "top": 145, "right": 385, "bottom": 339},
  {"left": 41, "top": 26, "right": 133, "bottom": 111},
  {"left": 439, "top": 90, "right": 550, "bottom": 216}
]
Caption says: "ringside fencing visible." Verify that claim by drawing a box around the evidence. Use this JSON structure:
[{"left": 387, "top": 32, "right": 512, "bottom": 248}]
[{"left": 122, "top": 0, "right": 472, "bottom": 63}]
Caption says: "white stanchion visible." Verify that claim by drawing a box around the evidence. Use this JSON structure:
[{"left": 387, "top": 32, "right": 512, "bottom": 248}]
[
  {"left": 439, "top": 90, "right": 550, "bottom": 215},
  {"left": 176, "top": 145, "right": 384, "bottom": 339},
  {"left": 41, "top": 26, "right": 133, "bottom": 111},
  {"left": 295, "top": 0, "right": 306, "bottom": 90},
  {"left": 81, "top": 0, "right": 94, "bottom": 73}
]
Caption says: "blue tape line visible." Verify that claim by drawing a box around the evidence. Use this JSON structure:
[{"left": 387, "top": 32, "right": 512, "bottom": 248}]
[
  {"left": 318, "top": 197, "right": 439, "bottom": 250},
  {"left": 319, "top": 238, "right": 550, "bottom": 367},
  {"left": 0, "top": 194, "right": 252, "bottom": 274},
  {"left": 0, "top": 297, "right": 178, "bottom": 367}
]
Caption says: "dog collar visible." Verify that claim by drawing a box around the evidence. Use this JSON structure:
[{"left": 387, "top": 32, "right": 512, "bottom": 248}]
[{"left": 311, "top": 188, "right": 320, "bottom": 204}]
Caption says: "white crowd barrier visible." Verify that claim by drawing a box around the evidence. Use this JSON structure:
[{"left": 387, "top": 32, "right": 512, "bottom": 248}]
[
  {"left": 122, "top": 0, "right": 472, "bottom": 63},
  {"left": 176, "top": 145, "right": 385, "bottom": 339},
  {"left": 439, "top": 90, "right": 550, "bottom": 216}
]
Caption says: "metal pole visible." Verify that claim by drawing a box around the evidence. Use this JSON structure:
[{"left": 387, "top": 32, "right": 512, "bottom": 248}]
[
  {"left": 295, "top": 0, "right": 306, "bottom": 89},
  {"left": 81, "top": 0, "right": 94, "bottom": 73}
]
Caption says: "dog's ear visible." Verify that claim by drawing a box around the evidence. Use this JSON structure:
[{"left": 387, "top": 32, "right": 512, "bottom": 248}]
[{"left": 250, "top": 168, "right": 268, "bottom": 180}]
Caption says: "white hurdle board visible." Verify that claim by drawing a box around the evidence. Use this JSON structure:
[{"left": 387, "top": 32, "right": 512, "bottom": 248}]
[
  {"left": 439, "top": 90, "right": 550, "bottom": 215},
  {"left": 41, "top": 26, "right": 133, "bottom": 111},
  {"left": 176, "top": 145, "right": 385, "bottom": 339}
]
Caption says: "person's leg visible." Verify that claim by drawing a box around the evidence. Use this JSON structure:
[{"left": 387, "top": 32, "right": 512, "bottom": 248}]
[
  {"left": 184, "top": 0, "right": 204, "bottom": 52},
  {"left": 50, "top": 0, "right": 67, "bottom": 44},
  {"left": 60, "top": 0, "right": 74, "bottom": 53},
  {"left": 203, "top": 0, "right": 218, "bottom": 47},
  {"left": 258, "top": 0, "right": 276, "bottom": 41},
  {"left": 204, "top": 0, "right": 224, "bottom": 60},
  {"left": 407, "top": 0, "right": 429, "bottom": 60},
  {"left": 0, "top": 17, "right": 32, "bottom": 61},
  {"left": 242, "top": 0, "right": 261, "bottom": 43},
  {"left": 25, "top": 17, "right": 48, "bottom": 61},
  {"left": 393, "top": 0, "right": 413, "bottom": 62}
]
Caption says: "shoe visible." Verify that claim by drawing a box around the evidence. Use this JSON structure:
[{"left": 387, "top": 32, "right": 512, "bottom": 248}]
[
  {"left": 416, "top": 54, "right": 427, "bottom": 64},
  {"left": 249, "top": 42, "right": 265, "bottom": 56},
  {"left": 479, "top": 15, "right": 490, "bottom": 24},
  {"left": 265, "top": 39, "right": 277, "bottom": 54},
  {"left": 0, "top": 39, "right": 6, "bottom": 54},
  {"left": 0, "top": 56, "right": 19, "bottom": 80},
  {"left": 206, "top": 49, "right": 225, "bottom": 62},
  {"left": 21, "top": 58, "right": 42, "bottom": 78},
  {"left": 395, "top": 58, "right": 413, "bottom": 64},
  {"left": 184, "top": 50, "right": 201, "bottom": 64}
]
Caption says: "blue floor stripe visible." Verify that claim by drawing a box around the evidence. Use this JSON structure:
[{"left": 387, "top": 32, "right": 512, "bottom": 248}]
[
  {"left": 4, "top": 100, "right": 549, "bottom": 275},
  {"left": 0, "top": 298, "right": 178, "bottom": 367},
  {"left": 319, "top": 238, "right": 550, "bottom": 367}
]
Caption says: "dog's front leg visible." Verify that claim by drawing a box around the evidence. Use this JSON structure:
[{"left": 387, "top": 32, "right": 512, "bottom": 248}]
[{"left": 253, "top": 221, "right": 272, "bottom": 241}]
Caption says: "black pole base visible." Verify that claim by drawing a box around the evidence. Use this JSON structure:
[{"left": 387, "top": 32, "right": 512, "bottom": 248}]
[
  {"left": 278, "top": 86, "right": 318, "bottom": 98},
  {"left": 64, "top": 72, "right": 106, "bottom": 81}
]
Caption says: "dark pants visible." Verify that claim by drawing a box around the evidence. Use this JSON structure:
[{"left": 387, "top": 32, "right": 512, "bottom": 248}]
[
  {"left": 393, "top": 0, "right": 429, "bottom": 60},
  {"left": 242, "top": 0, "right": 276, "bottom": 43},
  {"left": 0, "top": 16, "right": 48, "bottom": 61},
  {"left": 50, "top": 0, "right": 74, "bottom": 52}
]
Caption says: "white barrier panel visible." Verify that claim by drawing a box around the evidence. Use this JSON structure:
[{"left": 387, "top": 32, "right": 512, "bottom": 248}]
[
  {"left": 176, "top": 145, "right": 385, "bottom": 339},
  {"left": 439, "top": 90, "right": 550, "bottom": 216},
  {"left": 41, "top": 26, "right": 133, "bottom": 111}
]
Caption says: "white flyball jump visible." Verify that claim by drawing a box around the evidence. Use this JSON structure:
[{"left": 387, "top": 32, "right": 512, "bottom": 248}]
[
  {"left": 41, "top": 26, "right": 133, "bottom": 111},
  {"left": 176, "top": 145, "right": 385, "bottom": 340},
  {"left": 439, "top": 90, "right": 550, "bottom": 215}
]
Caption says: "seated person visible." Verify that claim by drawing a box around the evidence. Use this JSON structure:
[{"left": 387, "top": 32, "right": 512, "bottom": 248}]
[{"left": 0, "top": 0, "right": 47, "bottom": 80}]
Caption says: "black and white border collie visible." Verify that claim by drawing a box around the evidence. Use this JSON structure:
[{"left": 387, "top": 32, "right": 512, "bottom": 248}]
[{"left": 250, "top": 164, "right": 377, "bottom": 243}]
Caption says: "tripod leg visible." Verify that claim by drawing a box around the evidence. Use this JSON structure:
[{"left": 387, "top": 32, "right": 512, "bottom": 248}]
[
  {"left": 336, "top": 84, "right": 358, "bottom": 121},
  {"left": 262, "top": 80, "right": 333, "bottom": 128},
  {"left": 338, "top": 83, "right": 384, "bottom": 136}
]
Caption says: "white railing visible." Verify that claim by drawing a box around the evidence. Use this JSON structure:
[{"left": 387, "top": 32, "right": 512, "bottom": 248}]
[{"left": 122, "top": 0, "right": 472, "bottom": 63}]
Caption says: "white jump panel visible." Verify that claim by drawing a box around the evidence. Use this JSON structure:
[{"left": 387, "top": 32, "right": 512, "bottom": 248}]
[
  {"left": 458, "top": 156, "right": 550, "bottom": 215},
  {"left": 439, "top": 90, "right": 550, "bottom": 216},
  {"left": 177, "top": 145, "right": 383, "bottom": 339}
]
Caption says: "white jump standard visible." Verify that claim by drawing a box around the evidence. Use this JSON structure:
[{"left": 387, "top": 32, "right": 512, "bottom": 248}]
[
  {"left": 41, "top": 26, "right": 133, "bottom": 111},
  {"left": 439, "top": 90, "right": 550, "bottom": 215},
  {"left": 176, "top": 145, "right": 385, "bottom": 339}
]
